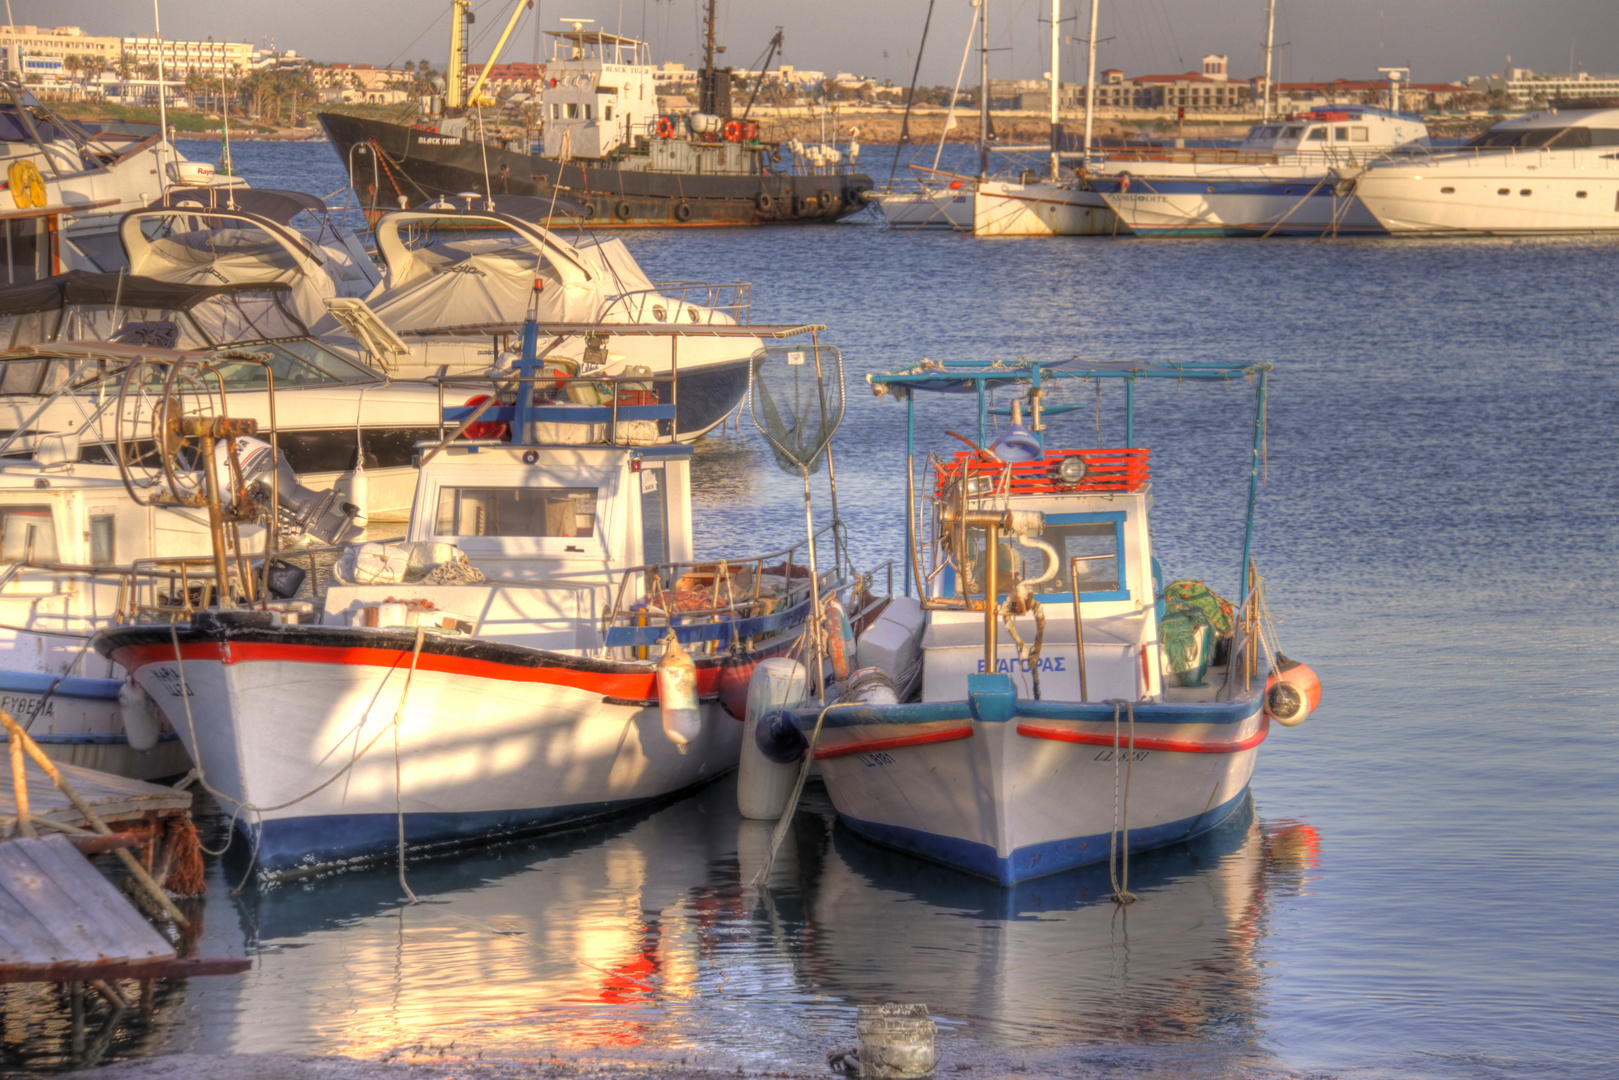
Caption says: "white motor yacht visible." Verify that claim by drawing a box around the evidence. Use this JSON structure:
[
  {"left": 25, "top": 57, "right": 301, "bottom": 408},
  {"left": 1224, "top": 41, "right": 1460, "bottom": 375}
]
[
  {"left": 0, "top": 81, "right": 242, "bottom": 283},
  {"left": 1088, "top": 106, "right": 1431, "bottom": 237},
  {"left": 1348, "top": 107, "right": 1619, "bottom": 235}
]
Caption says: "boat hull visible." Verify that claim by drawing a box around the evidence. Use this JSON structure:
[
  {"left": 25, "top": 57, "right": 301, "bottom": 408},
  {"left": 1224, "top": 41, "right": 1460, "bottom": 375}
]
[
  {"left": 872, "top": 189, "right": 973, "bottom": 230},
  {"left": 321, "top": 113, "right": 874, "bottom": 228},
  {"left": 811, "top": 696, "right": 1267, "bottom": 884},
  {"left": 1352, "top": 162, "right": 1619, "bottom": 235},
  {"left": 1094, "top": 179, "right": 1382, "bottom": 237},
  {"left": 0, "top": 669, "right": 190, "bottom": 780},
  {"left": 973, "top": 180, "right": 1121, "bottom": 237},
  {"left": 100, "top": 620, "right": 766, "bottom": 877}
]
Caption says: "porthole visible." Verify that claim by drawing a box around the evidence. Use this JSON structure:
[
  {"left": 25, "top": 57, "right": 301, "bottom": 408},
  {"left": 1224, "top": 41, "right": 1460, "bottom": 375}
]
[
  {"left": 1498, "top": 188, "right": 1510, "bottom": 195},
  {"left": 1520, "top": 189, "right": 1532, "bottom": 196},
  {"left": 1576, "top": 190, "right": 1588, "bottom": 198},
  {"left": 1206, "top": 185, "right": 1215, "bottom": 193},
  {"left": 1441, "top": 187, "right": 1455, "bottom": 194}
]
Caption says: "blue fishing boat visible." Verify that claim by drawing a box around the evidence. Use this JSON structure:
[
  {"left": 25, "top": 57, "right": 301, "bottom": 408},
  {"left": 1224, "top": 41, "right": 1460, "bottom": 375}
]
[{"left": 746, "top": 357, "right": 1320, "bottom": 887}]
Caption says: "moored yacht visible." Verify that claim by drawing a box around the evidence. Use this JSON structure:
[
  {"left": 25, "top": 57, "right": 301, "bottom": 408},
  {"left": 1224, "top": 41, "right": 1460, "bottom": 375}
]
[
  {"left": 1348, "top": 107, "right": 1619, "bottom": 235},
  {"left": 1090, "top": 105, "right": 1431, "bottom": 236}
]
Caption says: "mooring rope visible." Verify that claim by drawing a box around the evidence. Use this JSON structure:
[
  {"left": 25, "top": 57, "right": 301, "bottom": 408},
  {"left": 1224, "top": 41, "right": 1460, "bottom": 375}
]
[
  {"left": 394, "top": 625, "right": 427, "bottom": 904},
  {"left": 1106, "top": 698, "right": 1138, "bottom": 905}
]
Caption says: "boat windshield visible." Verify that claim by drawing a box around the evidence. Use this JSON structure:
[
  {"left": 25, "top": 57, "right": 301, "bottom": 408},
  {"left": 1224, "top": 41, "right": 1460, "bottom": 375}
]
[
  {"left": 208, "top": 338, "right": 378, "bottom": 388},
  {"left": 1467, "top": 126, "right": 1619, "bottom": 148}
]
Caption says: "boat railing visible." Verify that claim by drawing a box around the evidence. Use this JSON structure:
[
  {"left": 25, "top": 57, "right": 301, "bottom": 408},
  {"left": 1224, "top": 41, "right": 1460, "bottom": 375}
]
[
  {"left": 429, "top": 358, "right": 684, "bottom": 450},
  {"left": 598, "top": 519, "right": 861, "bottom": 655},
  {"left": 598, "top": 281, "right": 752, "bottom": 325}
]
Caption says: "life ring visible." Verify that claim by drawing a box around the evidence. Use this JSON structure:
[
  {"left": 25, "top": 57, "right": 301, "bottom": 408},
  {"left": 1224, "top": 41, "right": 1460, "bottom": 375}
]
[
  {"left": 615, "top": 200, "right": 634, "bottom": 220},
  {"left": 8, "top": 160, "right": 45, "bottom": 210},
  {"left": 815, "top": 188, "right": 835, "bottom": 212},
  {"left": 673, "top": 201, "right": 693, "bottom": 222},
  {"left": 655, "top": 116, "right": 676, "bottom": 139},
  {"left": 755, "top": 191, "right": 774, "bottom": 213},
  {"left": 723, "top": 120, "right": 743, "bottom": 143}
]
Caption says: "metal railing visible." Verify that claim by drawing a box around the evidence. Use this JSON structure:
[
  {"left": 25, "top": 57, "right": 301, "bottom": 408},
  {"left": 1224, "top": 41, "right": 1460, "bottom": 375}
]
[{"left": 597, "top": 281, "right": 753, "bottom": 325}]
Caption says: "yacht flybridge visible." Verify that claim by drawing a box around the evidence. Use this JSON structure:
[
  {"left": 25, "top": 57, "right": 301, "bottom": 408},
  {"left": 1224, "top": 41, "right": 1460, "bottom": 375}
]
[
  {"left": 1347, "top": 107, "right": 1619, "bottom": 235},
  {"left": 320, "top": 3, "right": 872, "bottom": 227}
]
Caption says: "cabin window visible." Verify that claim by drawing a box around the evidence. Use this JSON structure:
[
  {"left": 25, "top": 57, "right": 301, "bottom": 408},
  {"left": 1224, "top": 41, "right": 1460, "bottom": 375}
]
[
  {"left": 89, "top": 515, "right": 115, "bottom": 567},
  {"left": 434, "top": 486, "right": 598, "bottom": 538},
  {"left": 1441, "top": 187, "right": 1455, "bottom": 194},
  {"left": 1520, "top": 189, "right": 1532, "bottom": 196},
  {"left": 0, "top": 505, "right": 58, "bottom": 563},
  {"left": 1306, "top": 127, "right": 1327, "bottom": 141},
  {"left": 966, "top": 513, "right": 1126, "bottom": 601},
  {"left": 1352, "top": 127, "right": 1369, "bottom": 142},
  {"left": 1498, "top": 188, "right": 1510, "bottom": 195},
  {"left": 584, "top": 104, "right": 594, "bottom": 120},
  {"left": 639, "top": 468, "right": 668, "bottom": 565},
  {"left": 567, "top": 103, "right": 579, "bottom": 119},
  {"left": 551, "top": 104, "right": 560, "bottom": 120},
  {"left": 1335, "top": 126, "right": 1349, "bottom": 141},
  {"left": 604, "top": 105, "right": 613, "bottom": 120},
  {"left": 1576, "top": 190, "right": 1588, "bottom": 198}
]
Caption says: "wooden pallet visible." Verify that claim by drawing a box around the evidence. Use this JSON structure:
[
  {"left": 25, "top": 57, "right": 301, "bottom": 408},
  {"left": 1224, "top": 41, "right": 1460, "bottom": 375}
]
[{"left": 0, "top": 833, "right": 173, "bottom": 972}]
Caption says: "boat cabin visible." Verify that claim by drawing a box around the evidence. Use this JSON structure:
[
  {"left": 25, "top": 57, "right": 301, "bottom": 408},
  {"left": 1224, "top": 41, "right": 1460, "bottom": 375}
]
[
  {"left": 542, "top": 30, "right": 658, "bottom": 160},
  {"left": 925, "top": 448, "right": 1161, "bottom": 703},
  {"left": 1241, "top": 106, "right": 1430, "bottom": 154},
  {"left": 1464, "top": 107, "right": 1619, "bottom": 149}
]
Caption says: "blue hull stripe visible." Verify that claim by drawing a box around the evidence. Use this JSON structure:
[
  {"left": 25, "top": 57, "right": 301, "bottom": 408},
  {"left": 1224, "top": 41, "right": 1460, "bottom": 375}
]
[
  {"left": 249, "top": 774, "right": 729, "bottom": 877},
  {"left": 1094, "top": 179, "right": 1339, "bottom": 197},
  {"left": 0, "top": 732, "right": 179, "bottom": 745},
  {"left": 0, "top": 671, "right": 125, "bottom": 700},
  {"left": 838, "top": 788, "right": 1251, "bottom": 886}
]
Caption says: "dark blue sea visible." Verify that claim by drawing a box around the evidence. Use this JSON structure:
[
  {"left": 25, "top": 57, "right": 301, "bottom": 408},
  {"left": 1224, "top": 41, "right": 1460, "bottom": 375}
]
[{"left": 10, "top": 137, "right": 1616, "bottom": 1079}]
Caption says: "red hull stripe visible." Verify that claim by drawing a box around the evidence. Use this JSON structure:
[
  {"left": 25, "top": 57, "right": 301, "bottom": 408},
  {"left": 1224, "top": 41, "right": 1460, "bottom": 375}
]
[
  {"left": 110, "top": 640, "right": 676, "bottom": 700},
  {"left": 1015, "top": 719, "right": 1269, "bottom": 754},
  {"left": 815, "top": 726, "right": 975, "bottom": 760}
]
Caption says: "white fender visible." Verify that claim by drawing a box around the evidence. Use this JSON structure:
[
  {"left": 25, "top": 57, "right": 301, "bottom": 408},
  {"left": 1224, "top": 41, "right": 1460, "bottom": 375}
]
[
  {"left": 657, "top": 634, "right": 701, "bottom": 749},
  {"left": 119, "top": 680, "right": 162, "bottom": 753},
  {"left": 738, "top": 658, "right": 807, "bottom": 820}
]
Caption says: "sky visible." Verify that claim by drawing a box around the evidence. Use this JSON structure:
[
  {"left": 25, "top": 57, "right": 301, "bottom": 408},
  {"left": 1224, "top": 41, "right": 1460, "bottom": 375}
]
[{"left": 23, "top": 0, "right": 1619, "bottom": 87}]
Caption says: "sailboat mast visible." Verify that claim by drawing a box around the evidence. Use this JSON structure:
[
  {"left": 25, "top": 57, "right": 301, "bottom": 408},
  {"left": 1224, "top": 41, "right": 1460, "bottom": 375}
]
[
  {"left": 700, "top": 0, "right": 718, "bottom": 114},
  {"left": 1260, "top": 0, "right": 1276, "bottom": 123},
  {"left": 1047, "top": 0, "right": 1059, "bottom": 181},
  {"left": 978, "top": 0, "right": 990, "bottom": 177},
  {"left": 447, "top": 0, "right": 471, "bottom": 110},
  {"left": 1081, "top": 0, "right": 1098, "bottom": 161},
  {"left": 152, "top": 0, "right": 169, "bottom": 193}
]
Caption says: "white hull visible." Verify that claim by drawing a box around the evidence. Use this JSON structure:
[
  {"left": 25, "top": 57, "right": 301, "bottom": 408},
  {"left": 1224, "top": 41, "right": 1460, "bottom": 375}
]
[
  {"left": 1100, "top": 183, "right": 1381, "bottom": 236},
  {"left": 973, "top": 180, "right": 1120, "bottom": 237},
  {"left": 814, "top": 705, "right": 1265, "bottom": 884},
  {"left": 1354, "top": 159, "right": 1619, "bottom": 235},
  {"left": 119, "top": 637, "right": 743, "bottom": 876},
  {"left": 872, "top": 189, "right": 974, "bottom": 230}
]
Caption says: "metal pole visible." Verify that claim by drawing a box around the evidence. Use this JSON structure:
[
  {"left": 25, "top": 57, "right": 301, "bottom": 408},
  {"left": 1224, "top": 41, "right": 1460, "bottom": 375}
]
[
  {"left": 1260, "top": 0, "right": 1276, "bottom": 124},
  {"left": 978, "top": 0, "right": 991, "bottom": 178},
  {"left": 904, "top": 392, "right": 916, "bottom": 597},
  {"left": 1069, "top": 556, "right": 1088, "bottom": 701},
  {"left": 200, "top": 435, "right": 232, "bottom": 611},
  {"left": 1048, "top": 0, "right": 1061, "bottom": 181},
  {"left": 976, "top": 379, "right": 987, "bottom": 447},
  {"left": 802, "top": 468, "right": 824, "bottom": 701},
  {"left": 153, "top": 0, "right": 170, "bottom": 194},
  {"left": 983, "top": 522, "right": 998, "bottom": 675},
  {"left": 1237, "top": 369, "right": 1267, "bottom": 609},
  {"left": 809, "top": 331, "right": 841, "bottom": 571},
  {"left": 1124, "top": 377, "right": 1135, "bottom": 447},
  {"left": 1082, "top": 0, "right": 1099, "bottom": 162}
]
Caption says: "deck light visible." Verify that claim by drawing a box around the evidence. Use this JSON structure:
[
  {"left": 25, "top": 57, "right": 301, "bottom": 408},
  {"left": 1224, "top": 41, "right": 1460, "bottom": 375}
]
[{"left": 1052, "top": 455, "right": 1088, "bottom": 487}]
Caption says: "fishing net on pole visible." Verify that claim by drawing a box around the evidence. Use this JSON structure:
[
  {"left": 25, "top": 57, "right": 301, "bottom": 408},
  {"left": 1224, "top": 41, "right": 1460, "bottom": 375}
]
[{"left": 749, "top": 344, "right": 846, "bottom": 475}]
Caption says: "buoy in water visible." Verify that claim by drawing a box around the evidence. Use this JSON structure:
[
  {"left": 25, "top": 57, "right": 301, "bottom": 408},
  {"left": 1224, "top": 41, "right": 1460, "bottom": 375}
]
[
  {"left": 120, "top": 680, "right": 162, "bottom": 753},
  {"left": 1265, "top": 653, "right": 1321, "bottom": 727},
  {"left": 657, "top": 632, "right": 701, "bottom": 749},
  {"left": 738, "top": 658, "right": 807, "bottom": 819}
]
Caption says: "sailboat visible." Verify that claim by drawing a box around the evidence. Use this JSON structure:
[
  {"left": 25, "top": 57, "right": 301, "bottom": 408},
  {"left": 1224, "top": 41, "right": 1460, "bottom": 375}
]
[{"left": 971, "top": 0, "right": 1120, "bottom": 236}]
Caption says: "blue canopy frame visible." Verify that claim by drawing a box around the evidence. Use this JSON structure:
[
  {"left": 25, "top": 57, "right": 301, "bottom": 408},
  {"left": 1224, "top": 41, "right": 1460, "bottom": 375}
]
[{"left": 866, "top": 358, "right": 1273, "bottom": 610}]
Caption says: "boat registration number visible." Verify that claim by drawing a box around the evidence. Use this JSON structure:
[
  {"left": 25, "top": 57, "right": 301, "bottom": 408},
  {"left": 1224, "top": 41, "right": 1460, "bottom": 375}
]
[{"left": 857, "top": 751, "right": 896, "bottom": 767}]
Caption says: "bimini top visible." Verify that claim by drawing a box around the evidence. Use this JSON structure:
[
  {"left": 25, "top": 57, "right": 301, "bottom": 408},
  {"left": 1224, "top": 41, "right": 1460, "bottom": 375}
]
[
  {"left": 145, "top": 187, "right": 330, "bottom": 226},
  {"left": 868, "top": 357, "right": 1271, "bottom": 396}
]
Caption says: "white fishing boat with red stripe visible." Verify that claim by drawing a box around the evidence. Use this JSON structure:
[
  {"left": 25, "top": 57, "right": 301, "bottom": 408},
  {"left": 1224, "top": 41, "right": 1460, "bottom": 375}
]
[
  {"left": 95, "top": 327, "right": 857, "bottom": 879},
  {"left": 744, "top": 357, "right": 1320, "bottom": 886}
]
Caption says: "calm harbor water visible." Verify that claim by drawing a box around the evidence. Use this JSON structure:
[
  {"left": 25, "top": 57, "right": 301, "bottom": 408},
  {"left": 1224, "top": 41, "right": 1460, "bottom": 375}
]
[{"left": 9, "top": 139, "right": 1616, "bottom": 1078}]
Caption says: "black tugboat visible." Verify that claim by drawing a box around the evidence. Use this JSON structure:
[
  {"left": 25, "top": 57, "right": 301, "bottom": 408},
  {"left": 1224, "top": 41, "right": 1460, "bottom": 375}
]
[{"left": 320, "top": 2, "right": 872, "bottom": 227}]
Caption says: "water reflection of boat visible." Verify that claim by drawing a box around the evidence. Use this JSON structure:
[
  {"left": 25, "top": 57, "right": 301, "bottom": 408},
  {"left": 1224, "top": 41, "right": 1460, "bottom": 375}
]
[{"left": 801, "top": 794, "right": 1322, "bottom": 1051}]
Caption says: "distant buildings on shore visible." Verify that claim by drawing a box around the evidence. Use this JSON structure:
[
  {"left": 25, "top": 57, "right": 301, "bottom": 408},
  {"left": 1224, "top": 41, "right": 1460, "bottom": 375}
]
[{"left": 5, "top": 22, "right": 1612, "bottom": 119}]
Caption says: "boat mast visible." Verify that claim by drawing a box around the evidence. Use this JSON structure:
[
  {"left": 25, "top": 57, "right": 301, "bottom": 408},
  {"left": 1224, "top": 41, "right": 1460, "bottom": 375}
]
[
  {"left": 152, "top": 0, "right": 169, "bottom": 193},
  {"left": 699, "top": 0, "right": 722, "bottom": 116},
  {"left": 1081, "top": 0, "right": 1098, "bottom": 162},
  {"left": 1047, "top": 0, "right": 1059, "bottom": 180},
  {"left": 978, "top": 0, "right": 989, "bottom": 177},
  {"left": 1260, "top": 0, "right": 1275, "bottom": 123},
  {"left": 447, "top": 0, "right": 471, "bottom": 111}
]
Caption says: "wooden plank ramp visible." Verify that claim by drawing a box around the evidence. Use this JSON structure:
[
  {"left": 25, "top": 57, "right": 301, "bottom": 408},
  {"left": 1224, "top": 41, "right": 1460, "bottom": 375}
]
[
  {"left": 0, "top": 833, "right": 174, "bottom": 973},
  {"left": 1, "top": 759, "right": 191, "bottom": 836}
]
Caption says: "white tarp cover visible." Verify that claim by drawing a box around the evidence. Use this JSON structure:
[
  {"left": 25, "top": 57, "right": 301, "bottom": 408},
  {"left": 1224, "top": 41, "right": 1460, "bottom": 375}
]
[
  {"left": 126, "top": 228, "right": 338, "bottom": 332},
  {"left": 352, "top": 240, "right": 601, "bottom": 334}
]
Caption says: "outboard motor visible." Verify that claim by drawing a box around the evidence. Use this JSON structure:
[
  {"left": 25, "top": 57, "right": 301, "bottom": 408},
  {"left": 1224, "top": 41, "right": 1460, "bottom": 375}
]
[{"left": 216, "top": 436, "right": 362, "bottom": 545}]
